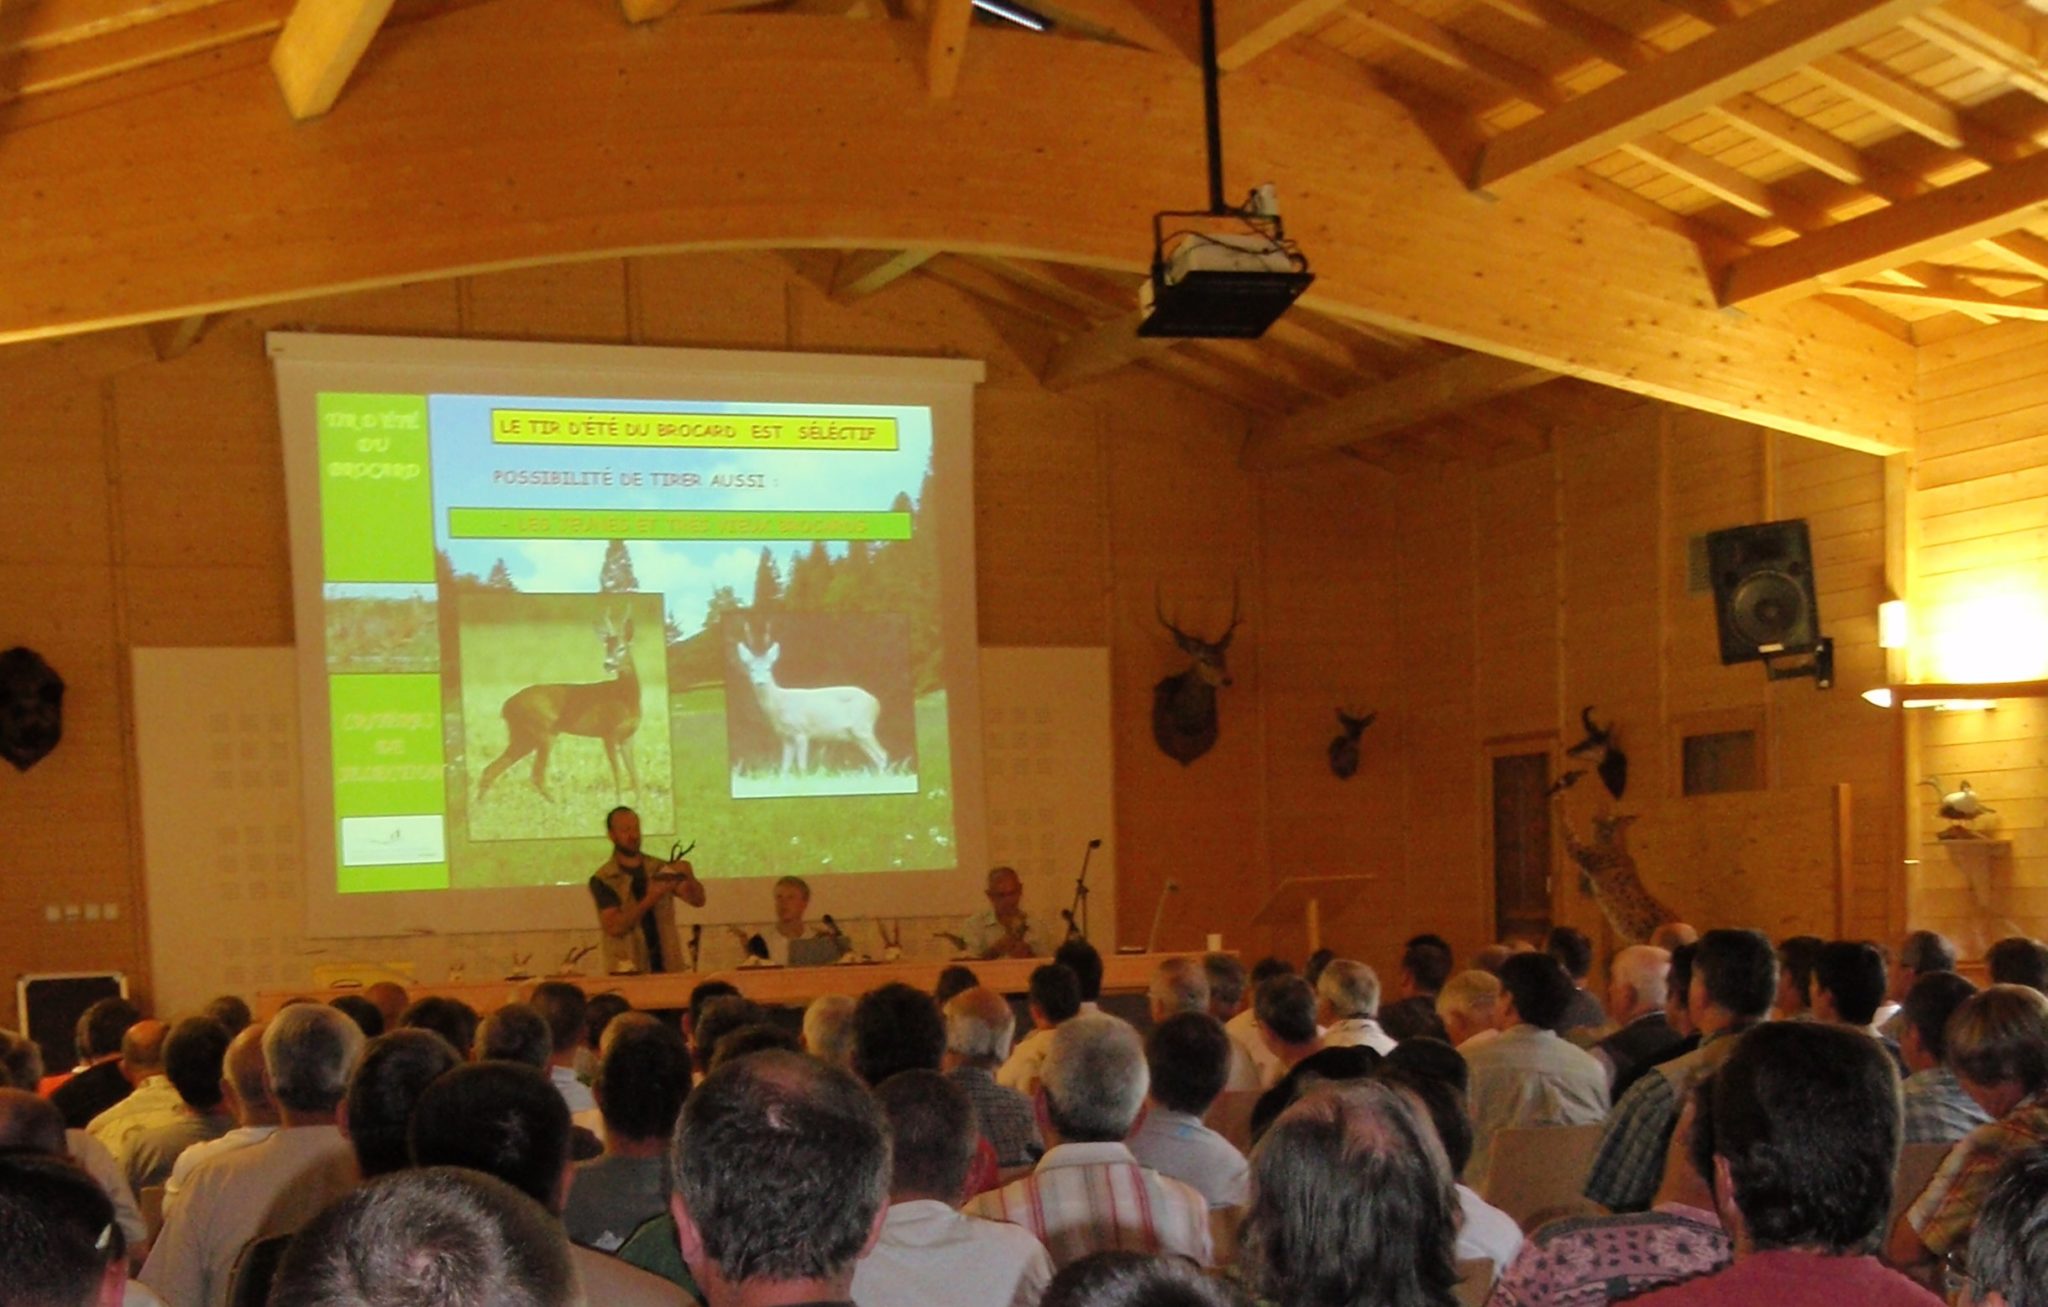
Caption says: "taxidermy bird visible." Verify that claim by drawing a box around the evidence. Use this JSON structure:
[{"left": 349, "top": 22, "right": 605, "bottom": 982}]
[
  {"left": 1566, "top": 706, "right": 1629, "bottom": 800},
  {"left": 1327, "top": 709, "right": 1377, "bottom": 779},
  {"left": 1923, "top": 776, "right": 1996, "bottom": 839}
]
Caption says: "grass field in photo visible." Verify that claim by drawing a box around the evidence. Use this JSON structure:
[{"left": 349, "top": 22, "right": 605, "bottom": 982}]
[{"left": 326, "top": 590, "right": 438, "bottom": 674}]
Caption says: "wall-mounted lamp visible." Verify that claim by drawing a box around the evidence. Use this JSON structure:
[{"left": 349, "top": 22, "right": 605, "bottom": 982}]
[
  {"left": 1860, "top": 688, "right": 1998, "bottom": 711},
  {"left": 1878, "top": 599, "right": 1909, "bottom": 650}
]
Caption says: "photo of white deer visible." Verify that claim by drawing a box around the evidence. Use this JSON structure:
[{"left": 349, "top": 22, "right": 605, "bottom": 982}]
[
  {"left": 475, "top": 609, "right": 643, "bottom": 802},
  {"left": 734, "top": 630, "right": 889, "bottom": 775}
]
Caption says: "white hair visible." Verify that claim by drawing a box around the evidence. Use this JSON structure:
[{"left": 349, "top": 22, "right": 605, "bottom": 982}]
[
  {"left": 1610, "top": 945, "right": 1670, "bottom": 1010},
  {"left": 943, "top": 992, "right": 1015, "bottom": 1062},
  {"left": 1435, "top": 970, "right": 1501, "bottom": 1024},
  {"left": 802, "top": 995, "right": 857, "bottom": 1067},
  {"left": 263, "top": 1003, "right": 365, "bottom": 1113},
  {"left": 1041, "top": 1013, "right": 1148, "bottom": 1140},
  {"left": 1316, "top": 960, "right": 1381, "bottom": 1019},
  {"left": 1149, "top": 957, "right": 1211, "bottom": 1016}
]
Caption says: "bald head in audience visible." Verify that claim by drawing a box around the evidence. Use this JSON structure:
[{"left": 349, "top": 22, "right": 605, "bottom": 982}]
[
  {"left": 120, "top": 1019, "right": 168, "bottom": 1087},
  {"left": 1650, "top": 922, "right": 1698, "bottom": 951},
  {"left": 1607, "top": 945, "right": 1670, "bottom": 1023},
  {"left": 364, "top": 981, "right": 410, "bottom": 1032}
]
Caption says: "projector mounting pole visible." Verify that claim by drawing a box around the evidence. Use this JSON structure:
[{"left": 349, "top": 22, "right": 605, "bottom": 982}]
[{"left": 1199, "top": 0, "right": 1225, "bottom": 214}]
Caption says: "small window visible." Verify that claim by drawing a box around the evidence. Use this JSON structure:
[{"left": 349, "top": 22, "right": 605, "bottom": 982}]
[{"left": 1682, "top": 730, "right": 1760, "bottom": 795}]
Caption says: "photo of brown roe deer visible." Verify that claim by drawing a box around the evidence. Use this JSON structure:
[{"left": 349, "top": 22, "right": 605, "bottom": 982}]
[
  {"left": 475, "top": 609, "right": 642, "bottom": 802},
  {"left": 734, "top": 630, "right": 889, "bottom": 774}
]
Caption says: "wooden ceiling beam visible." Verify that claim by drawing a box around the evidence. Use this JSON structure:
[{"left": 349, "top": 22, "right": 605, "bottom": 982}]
[
  {"left": 1473, "top": 0, "right": 1938, "bottom": 190},
  {"left": 1217, "top": 0, "right": 1351, "bottom": 69},
  {"left": 829, "top": 249, "right": 937, "bottom": 298},
  {"left": 915, "top": 257, "right": 1097, "bottom": 332},
  {"left": 269, "top": 0, "right": 397, "bottom": 119},
  {"left": 1478, "top": 0, "right": 1659, "bottom": 70},
  {"left": 1618, "top": 135, "right": 1784, "bottom": 220},
  {"left": 1241, "top": 352, "right": 1554, "bottom": 470},
  {"left": 145, "top": 314, "right": 220, "bottom": 361},
  {"left": 926, "top": 0, "right": 973, "bottom": 97},
  {"left": 1904, "top": 1, "right": 2048, "bottom": 101},
  {"left": 1722, "top": 146, "right": 2048, "bottom": 305},
  {"left": 957, "top": 255, "right": 1137, "bottom": 315},
  {"left": 1351, "top": 1, "right": 1564, "bottom": 108},
  {"left": 1828, "top": 279, "right": 2048, "bottom": 319},
  {"left": 1804, "top": 53, "right": 1964, "bottom": 150},
  {"left": 1978, "top": 230, "right": 2048, "bottom": 276},
  {"left": 1041, "top": 311, "right": 1176, "bottom": 389},
  {"left": 1, "top": 0, "right": 289, "bottom": 107},
  {"left": 1025, "top": 0, "right": 1194, "bottom": 57},
  {"left": 1710, "top": 94, "right": 1868, "bottom": 184}
]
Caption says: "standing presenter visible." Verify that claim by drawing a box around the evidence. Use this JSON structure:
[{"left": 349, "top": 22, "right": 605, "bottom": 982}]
[{"left": 590, "top": 805, "right": 705, "bottom": 974}]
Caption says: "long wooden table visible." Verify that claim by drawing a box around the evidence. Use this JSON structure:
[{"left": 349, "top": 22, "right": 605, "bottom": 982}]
[{"left": 257, "top": 950, "right": 1192, "bottom": 1016}]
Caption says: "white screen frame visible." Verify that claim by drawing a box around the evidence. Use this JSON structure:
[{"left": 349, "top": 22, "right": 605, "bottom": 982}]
[{"left": 270, "top": 331, "right": 989, "bottom": 939}]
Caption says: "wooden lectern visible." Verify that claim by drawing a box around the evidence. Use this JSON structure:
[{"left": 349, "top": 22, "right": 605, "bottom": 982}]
[{"left": 1250, "top": 875, "right": 1375, "bottom": 953}]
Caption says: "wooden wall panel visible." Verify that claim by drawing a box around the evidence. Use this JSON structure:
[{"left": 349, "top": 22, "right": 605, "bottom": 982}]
[{"left": 1474, "top": 455, "right": 1558, "bottom": 741}]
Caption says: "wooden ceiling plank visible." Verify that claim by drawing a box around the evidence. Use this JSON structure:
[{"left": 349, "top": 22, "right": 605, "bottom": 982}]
[
  {"left": 144, "top": 313, "right": 220, "bottom": 361},
  {"left": 1829, "top": 280, "right": 2048, "bottom": 317},
  {"left": 1218, "top": 0, "right": 1352, "bottom": 69},
  {"left": 1722, "top": 146, "right": 2048, "bottom": 304},
  {"left": 269, "top": 0, "right": 398, "bottom": 119},
  {"left": 1710, "top": 93, "right": 1868, "bottom": 183},
  {"left": 1042, "top": 311, "right": 1176, "bottom": 389},
  {"left": 1141, "top": 351, "right": 1295, "bottom": 413},
  {"left": 1618, "top": 135, "right": 1781, "bottom": 218},
  {"left": 1349, "top": 1, "right": 1564, "bottom": 108},
  {"left": 1, "top": 0, "right": 243, "bottom": 55},
  {"left": 829, "top": 248, "right": 937, "bottom": 298},
  {"left": 2, "top": 0, "right": 290, "bottom": 106},
  {"left": 1904, "top": 2, "right": 2048, "bottom": 100},
  {"left": 1473, "top": 0, "right": 1941, "bottom": 190},
  {"left": 1478, "top": 0, "right": 1660, "bottom": 71},
  {"left": 1978, "top": 230, "right": 2048, "bottom": 275},
  {"left": 957, "top": 255, "right": 1137, "bottom": 315},
  {"left": 915, "top": 257, "right": 1097, "bottom": 332},
  {"left": 1804, "top": 53, "right": 1964, "bottom": 149},
  {"left": 926, "top": 0, "right": 973, "bottom": 98},
  {"left": 1878, "top": 261, "right": 1998, "bottom": 322},
  {"left": 1242, "top": 352, "right": 1554, "bottom": 470}
]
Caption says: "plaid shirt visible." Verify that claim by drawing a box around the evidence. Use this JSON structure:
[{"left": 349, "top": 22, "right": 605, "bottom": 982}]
[
  {"left": 1584, "top": 1029, "right": 1745, "bottom": 1213},
  {"left": 951, "top": 1064, "right": 1044, "bottom": 1168},
  {"left": 966, "top": 1141, "right": 1211, "bottom": 1270},
  {"left": 1908, "top": 1092, "right": 2048, "bottom": 1256},
  {"left": 1900, "top": 1066, "right": 1991, "bottom": 1146}
]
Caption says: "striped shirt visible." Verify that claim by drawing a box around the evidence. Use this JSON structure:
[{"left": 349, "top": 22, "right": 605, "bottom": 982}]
[{"left": 965, "top": 1141, "right": 1212, "bottom": 1270}]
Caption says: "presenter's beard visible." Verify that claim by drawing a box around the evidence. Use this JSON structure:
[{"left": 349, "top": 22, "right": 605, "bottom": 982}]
[{"left": 613, "top": 840, "right": 641, "bottom": 861}]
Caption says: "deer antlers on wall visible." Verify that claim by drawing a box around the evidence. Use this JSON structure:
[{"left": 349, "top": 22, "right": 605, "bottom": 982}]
[{"left": 1152, "top": 582, "right": 1242, "bottom": 766}]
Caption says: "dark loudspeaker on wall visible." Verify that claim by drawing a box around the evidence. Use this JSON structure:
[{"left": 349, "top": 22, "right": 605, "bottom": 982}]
[
  {"left": 1706, "top": 519, "right": 1820, "bottom": 665},
  {"left": 16, "top": 972, "right": 127, "bottom": 1078}
]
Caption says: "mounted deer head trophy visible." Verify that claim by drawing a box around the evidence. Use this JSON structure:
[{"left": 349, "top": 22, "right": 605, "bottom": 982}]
[
  {"left": 0, "top": 647, "right": 64, "bottom": 772},
  {"left": 1327, "top": 708, "right": 1376, "bottom": 779},
  {"left": 1153, "top": 582, "right": 1242, "bottom": 766}
]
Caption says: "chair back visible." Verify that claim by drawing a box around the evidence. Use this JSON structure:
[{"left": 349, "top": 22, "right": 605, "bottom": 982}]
[
  {"left": 138, "top": 1184, "right": 165, "bottom": 1244},
  {"left": 572, "top": 1244, "right": 697, "bottom": 1306},
  {"left": 1205, "top": 1090, "right": 1261, "bottom": 1153},
  {"left": 1890, "top": 1140, "right": 1953, "bottom": 1232},
  {"left": 1452, "top": 1258, "right": 1494, "bottom": 1307},
  {"left": 227, "top": 1232, "right": 294, "bottom": 1307},
  {"left": 1480, "top": 1123, "right": 1605, "bottom": 1230}
]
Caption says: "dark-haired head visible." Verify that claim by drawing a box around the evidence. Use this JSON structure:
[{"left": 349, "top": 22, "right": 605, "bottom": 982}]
[
  {"left": 1696, "top": 929, "right": 1779, "bottom": 1025},
  {"left": 1030, "top": 964, "right": 1084, "bottom": 1025},
  {"left": 1496, "top": 952, "right": 1576, "bottom": 1032},
  {"left": 1056, "top": 940, "right": 1106, "bottom": 1003},
  {"left": 1813, "top": 940, "right": 1888, "bottom": 1026},
  {"left": 851, "top": 983, "right": 945, "bottom": 1087},
  {"left": 1987, "top": 938, "right": 2048, "bottom": 995},
  {"left": 1042, "top": 1251, "right": 1249, "bottom": 1307},
  {"left": 411, "top": 1062, "right": 572, "bottom": 1211},
  {"left": 399, "top": 995, "right": 480, "bottom": 1058},
  {"left": 346, "top": 1028, "right": 461, "bottom": 1178},
  {"left": 1147, "top": 1012, "right": 1231, "bottom": 1117}
]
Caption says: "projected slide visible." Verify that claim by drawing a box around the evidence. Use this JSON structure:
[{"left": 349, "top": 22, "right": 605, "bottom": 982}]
[{"left": 313, "top": 390, "right": 954, "bottom": 895}]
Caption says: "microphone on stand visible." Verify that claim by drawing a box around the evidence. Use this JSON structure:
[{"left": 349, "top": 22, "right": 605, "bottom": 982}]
[
  {"left": 821, "top": 914, "right": 846, "bottom": 939},
  {"left": 1145, "top": 879, "right": 1181, "bottom": 954},
  {"left": 1066, "top": 838, "right": 1103, "bottom": 941}
]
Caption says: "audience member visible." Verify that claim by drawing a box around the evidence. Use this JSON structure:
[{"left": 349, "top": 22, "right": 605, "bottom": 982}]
[
  {"left": 1148, "top": 956, "right": 1210, "bottom": 1023},
  {"left": 1128, "top": 1012, "right": 1247, "bottom": 1210},
  {"left": 970, "top": 1013, "right": 1211, "bottom": 1268},
  {"left": 141, "top": 1001, "right": 365, "bottom": 1306},
  {"left": 1304, "top": 947, "right": 1337, "bottom": 988},
  {"left": 1898, "top": 971, "right": 1991, "bottom": 1145},
  {"left": 1436, "top": 970, "right": 1503, "bottom": 1051},
  {"left": 1379, "top": 998, "right": 1451, "bottom": 1045},
  {"left": 1893, "top": 985, "right": 2048, "bottom": 1274},
  {"left": 685, "top": 980, "right": 741, "bottom": 1043},
  {"left": 1464, "top": 952, "right": 1608, "bottom": 1190},
  {"left": 852, "top": 1070, "right": 1054, "bottom": 1307},
  {"left": 0, "top": 1152, "right": 142, "bottom": 1307},
  {"left": 565, "top": 1017, "right": 689, "bottom": 1253},
  {"left": 1585, "top": 927, "right": 1776, "bottom": 1213},
  {"left": 1593, "top": 944, "right": 1683, "bottom": 1101},
  {"left": 1958, "top": 1145, "right": 2048, "bottom": 1307},
  {"left": 669, "top": 1049, "right": 891, "bottom": 1307},
  {"left": 0, "top": 1083, "right": 149, "bottom": 1277},
  {"left": 1380, "top": 933, "right": 1455, "bottom": 1041},
  {"left": 529, "top": 980, "right": 597, "bottom": 1129},
  {"left": 341, "top": 1027, "right": 460, "bottom": 1180},
  {"left": 0, "top": 1086, "right": 69, "bottom": 1158},
  {"left": 1659, "top": 943, "right": 1701, "bottom": 1053},
  {"left": 852, "top": 982, "right": 946, "bottom": 1086},
  {"left": 1057, "top": 939, "right": 1107, "bottom": 1012},
  {"left": 413, "top": 1060, "right": 690, "bottom": 1305},
  {"left": 1375, "top": 1058, "right": 1522, "bottom": 1283},
  {"left": 584, "top": 991, "right": 632, "bottom": 1060},
  {"left": 1813, "top": 940, "right": 1893, "bottom": 1042},
  {"left": 1887, "top": 931, "right": 1960, "bottom": 1024},
  {"left": 161, "top": 1022, "right": 275, "bottom": 1215},
  {"left": 52, "top": 998, "right": 143, "bottom": 1129},
  {"left": 397, "top": 994, "right": 479, "bottom": 1058},
  {"left": 1773, "top": 935, "right": 1825, "bottom": 1021},
  {"left": 1987, "top": 938, "right": 2048, "bottom": 995},
  {"left": 1633, "top": 1022, "right": 1936, "bottom": 1306},
  {"left": 935, "top": 965, "right": 981, "bottom": 1006},
  {"left": 944, "top": 985, "right": 1044, "bottom": 1167},
  {"left": 1240, "top": 1081, "right": 1459, "bottom": 1307},
  {"left": 361, "top": 982, "right": 409, "bottom": 1034},
  {"left": 1317, "top": 960, "right": 1396, "bottom": 1054},
  {"left": 690, "top": 994, "right": 769, "bottom": 1077},
  {"left": 1650, "top": 922, "right": 1700, "bottom": 951},
  {"left": 1471, "top": 943, "right": 1516, "bottom": 975},
  {"left": 1248, "top": 1045, "right": 1382, "bottom": 1145},
  {"left": 801, "top": 993, "right": 858, "bottom": 1067},
  {"left": 85, "top": 1019, "right": 176, "bottom": 1162},
  {"left": 1042, "top": 1251, "right": 1246, "bottom": 1307},
  {"left": 328, "top": 994, "right": 384, "bottom": 1038},
  {"left": 1251, "top": 975, "right": 1324, "bottom": 1087},
  {"left": 708, "top": 1021, "right": 801, "bottom": 1070},
  {"left": 201, "top": 995, "right": 253, "bottom": 1038},
  {"left": 1490, "top": 1081, "right": 1731, "bottom": 1306},
  {"left": 1204, "top": 953, "right": 1266, "bottom": 1091},
  {"left": 999, "top": 964, "right": 1082, "bottom": 1094},
  {"left": 476, "top": 1001, "right": 553, "bottom": 1068},
  {"left": 1546, "top": 926, "right": 1608, "bottom": 1035},
  {"left": 268, "top": 1167, "right": 578, "bottom": 1307},
  {"left": 121, "top": 1016, "right": 233, "bottom": 1192}
]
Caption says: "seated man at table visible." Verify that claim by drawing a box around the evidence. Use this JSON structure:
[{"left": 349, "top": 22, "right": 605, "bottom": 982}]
[
  {"left": 766, "top": 875, "right": 852, "bottom": 967},
  {"left": 963, "top": 866, "right": 1043, "bottom": 959}
]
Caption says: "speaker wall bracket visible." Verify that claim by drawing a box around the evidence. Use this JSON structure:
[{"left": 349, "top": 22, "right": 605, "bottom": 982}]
[{"left": 1761, "top": 637, "right": 1834, "bottom": 690}]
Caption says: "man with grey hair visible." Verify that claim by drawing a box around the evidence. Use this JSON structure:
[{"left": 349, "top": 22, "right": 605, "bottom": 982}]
[
  {"left": 1148, "top": 957, "right": 1210, "bottom": 1024},
  {"left": 1317, "top": 959, "right": 1396, "bottom": 1055},
  {"left": 670, "top": 1049, "right": 891, "bottom": 1306},
  {"left": 141, "top": 1002, "right": 365, "bottom": 1307},
  {"left": 0, "top": 1028, "right": 148, "bottom": 1249},
  {"left": 1593, "top": 944, "right": 1685, "bottom": 1099},
  {"left": 968, "top": 1013, "right": 1211, "bottom": 1269},
  {"left": 1203, "top": 952, "right": 1267, "bottom": 1091},
  {"left": 944, "top": 986, "right": 1043, "bottom": 1167},
  {"left": 162, "top": 1022, "right": 278, "bottom": 1215},
  {"left": 801, "top": 993, "right": 858, "bottom": 1067},
  {"left": 1437, "top": 970, "right": 1503, "bottom": 1051}
]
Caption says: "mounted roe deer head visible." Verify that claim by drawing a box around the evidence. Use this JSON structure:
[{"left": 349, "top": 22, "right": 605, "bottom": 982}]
[
  {"left": 1327, "top": 708, "right": 1376, "bottom": 779},
  {"left": 1152, "top": 582, "right": 1242, "bottom": 766}
]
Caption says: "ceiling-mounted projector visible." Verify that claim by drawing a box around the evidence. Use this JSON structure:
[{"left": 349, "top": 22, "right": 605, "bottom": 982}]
[{"left": 1138, "top": 205, "right": 1314, "bottom": 339}]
